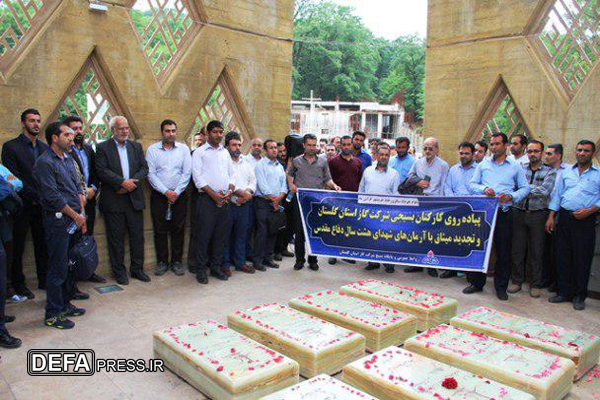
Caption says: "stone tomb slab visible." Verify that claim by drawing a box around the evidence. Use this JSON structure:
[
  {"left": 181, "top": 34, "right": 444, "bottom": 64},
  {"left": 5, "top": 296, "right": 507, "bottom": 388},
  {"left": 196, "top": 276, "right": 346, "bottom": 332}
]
[
  {"left": 404, "top": 324, "right": 576, "bottom": 399},
  {"left": 341, "top": 347, "right": 534, "bottom": 400},
  {"left": 340, "top": 279, "right": 458, "bottom": 331},
  {"left": 289, "top": 289, "right": 417, "bottom": 352},
  {"left": 261, "top": 374, "right": 375, "bottom": 399},
  {"left": 228, "top": 303, "right": 365, "bottom": 378},
  {"left": 450, "top": 306, "right": 600, "bottom": 381},
  {"left": 153, "top": 320, "right": 299, "bottom": 399}
]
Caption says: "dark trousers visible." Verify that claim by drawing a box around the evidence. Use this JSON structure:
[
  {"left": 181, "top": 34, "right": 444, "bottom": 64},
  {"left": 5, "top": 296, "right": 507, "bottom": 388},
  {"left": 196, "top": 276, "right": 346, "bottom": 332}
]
[
  {"left": 194, "top": 194, "right": 230, "bottom": 275},
  {"left": 511, "top": 209, "right": 548, "bottom": 288},
  {"left": 188, "top": 188, "right": 199, "bottom": 268},
  {"left": 150, "top": 190, "right": 187, "bottom": 264},
  {"left": 222, "top": 201, "right": 251, "bottom": 270},
  {"left": 291, "top": 196, "right": 316, "bottom": 264},
  {"left": 85, "top": 200, "right": 96, "bottom": 235},
  {"left": 43, "top": 215, "right": 75, "bottom": 318},
  {"left": 542, "top": 222, "right": 558, "bottom": 288},
  {"left": 555, "top": 208, "right": 596, "bottom": 300},
  {"left": 103, "top": 207, "right": 145, "bottom": 278},
  {"left": 246, "top": 199, "right": 255, "bottom": 260},
  {"left": 11, "top": 202, "right": 48, "bottom": 288},
  {"left": 274, "top": 201, "right": 294, "bottom": 254},
  {"left": 254, "top": 197, "right": 278, "bottom": 265},
  {"left": 468, "top": 208, "right": 513, "bottom": 293},
  {"left": 0, "top": 239, "right": 6, "bottom": 331}
]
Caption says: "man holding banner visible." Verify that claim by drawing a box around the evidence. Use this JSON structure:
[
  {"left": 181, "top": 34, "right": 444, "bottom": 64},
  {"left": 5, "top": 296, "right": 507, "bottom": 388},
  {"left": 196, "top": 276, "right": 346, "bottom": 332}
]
[
  {"left": 465, "top": 132, "right": 529, "bottom": 301},
  {"left": 287, "top": 134, "right": 341, "bottom": 272}
]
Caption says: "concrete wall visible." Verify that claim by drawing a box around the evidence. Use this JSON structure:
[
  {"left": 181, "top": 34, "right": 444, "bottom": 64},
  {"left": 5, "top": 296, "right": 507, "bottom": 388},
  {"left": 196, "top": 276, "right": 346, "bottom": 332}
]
[
  {"left": 424, "top": 0, "right": 600, "bottom": 164},
  {"left": 0, "top": 0, "right": 293, "bottom": 278}
]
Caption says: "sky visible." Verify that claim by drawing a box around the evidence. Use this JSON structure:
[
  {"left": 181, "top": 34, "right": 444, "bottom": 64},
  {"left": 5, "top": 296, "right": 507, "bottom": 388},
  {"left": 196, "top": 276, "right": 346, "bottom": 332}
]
[{"left": 330, "top": 0, "right": 428, "bottom": 39}]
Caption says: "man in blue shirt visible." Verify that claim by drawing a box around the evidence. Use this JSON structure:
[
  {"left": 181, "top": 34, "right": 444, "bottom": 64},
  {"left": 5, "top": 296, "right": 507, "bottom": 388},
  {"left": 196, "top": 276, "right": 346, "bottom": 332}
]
[
  {"left": 352, "top": 131, "right": 372, "bottom": 171},
  {"left": 546, "top": 140, "right": 600, "bottom": 311},
  {"left": 466, "top": 132, "right": 530, "bottom": 301},
  {"left": 389, "top": 136, "right": 415, "bottom": 184}
]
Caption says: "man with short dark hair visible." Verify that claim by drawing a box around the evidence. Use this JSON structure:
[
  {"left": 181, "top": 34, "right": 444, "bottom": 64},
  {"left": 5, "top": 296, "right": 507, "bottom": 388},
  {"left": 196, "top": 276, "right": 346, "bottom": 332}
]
[
  {"left": 474, "top": 141, "right": 488, "bottom": 163},
  {"left": 319, "top": 138, "right": 328, "bottom": 154},
  {"left": 351, "top": 131, "right": 372, "bottom": 171},
  {"left": 466, "top": 132, "right": 530, "bottom": 301},
  {"left": 508, "top": 134, "right": 529, "bottom": 165},
  {"left": 33, "top": 122, "right": 87, "bottom": 329},
  {"left": 146, "top": 119, "right": 192, "bottom": 277},
  {"left": 192, "top": 120, "right": 235, "bottom": 284},
  {"left": 389, "top": 137, "right": 415, "bottom": 183},
  {"left": 193, "top": 129, "right": 206, "bottom": 149},
  {"left": 546, "top": 140, "right": 600, "bottom": 311},
  {"left": 288, "top": 134, "right": 341, "bottom": 271},
  {"left": 222, "top": 132, "right": 256, "bottom": 275},
  {"left": 1, "top": 109, "right": 49, "bottom": 298},
  {"left": 510, "top": 140, "right": 556, "bottom": 298},
  {"left": 329, "top": 136, "right": 341, "bottom": 151},
  {"left": 187, "top": 127, "right": 206, "bottom": 273},
  {"left": 324, "top": 144, "right": 337, "bottom": 160},
  {"left": 274, "top": 142, "right": 294, "bottom": 261}
]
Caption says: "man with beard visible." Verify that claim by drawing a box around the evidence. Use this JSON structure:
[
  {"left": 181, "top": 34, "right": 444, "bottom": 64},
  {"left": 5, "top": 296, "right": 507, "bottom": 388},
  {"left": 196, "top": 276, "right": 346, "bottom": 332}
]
[
  {"left": 329, "top": 136, "right": 341, "bottom": 152},
  {"left": 359, "top": 144, "right": 399, "bottom": 273},
  {"left": 389, "top": 137, "right": 415, "bottom": 184},
  {"left": 288, "top": 134, "right": 341, "bottom": 271},
  {"left": 474, "top": 141, "right": 488, "bottom": 164},
  {"left": 33, "top": 122, "right": 86, "bottom": 329},
  {"left": 327, "top": 135, "right": 362, "bottom": 266},
  {"left": 508, "top": 134, "right": 529, "bottom": 165},
  {"left": 243, "top": 137, "right": 263, "bottom": 262},
  {"left": 351, "top": 131, "right": 372, "bottom": 171},
  {"left": 1, "top": 109, "right": 49, "bottom": 298},
  {"left": 509, "top": 140, "right": 556, "bottom": 298},
  {"left": 274, "top": 142, "right": 294, "bottom": 261},
  {"left": 547, "top": 140, "right": 600, "bottom": 311},
  {"left": 222, "top": 132, "right": 256, "bottom": 275},
  {"left": 192, "top": 120, "right": 235, "bottom": 284},
  {"left": 146, "top": 119, "right": 192, "bottom": 277}
]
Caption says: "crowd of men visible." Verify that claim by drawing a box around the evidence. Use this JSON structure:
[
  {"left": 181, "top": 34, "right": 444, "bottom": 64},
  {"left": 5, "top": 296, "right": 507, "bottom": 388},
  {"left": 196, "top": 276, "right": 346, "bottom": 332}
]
[{"left": 0, "top": 108, "right": 597, "bottom": 350}]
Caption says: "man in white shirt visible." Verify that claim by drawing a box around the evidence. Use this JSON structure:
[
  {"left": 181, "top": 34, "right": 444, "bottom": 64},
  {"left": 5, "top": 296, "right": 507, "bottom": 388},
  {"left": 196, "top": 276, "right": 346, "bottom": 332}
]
[
  {"left": 222, "top": 132, "right": 256, "bottom": 275},
  {"left": 507, "top": 134, "right": 529, "bottom": 165},
  {"left": 146, "top": 119, "right": 192, "bottom": 277},
  {"left": 192, "top": 121, "right": 235, "bottom": 284},
  {"left": 359, "top": 143, "right": 399, "bottom": 273},
  {"left": 243, "top": 137, "right": 263, "bottom": 263},
  {"left": 244, "top": 138, "right": 263, "bottom": 166}
]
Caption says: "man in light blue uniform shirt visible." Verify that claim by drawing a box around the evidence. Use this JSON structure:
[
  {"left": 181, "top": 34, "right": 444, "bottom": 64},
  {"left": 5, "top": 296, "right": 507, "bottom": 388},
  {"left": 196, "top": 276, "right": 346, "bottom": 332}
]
[
  {"left": 546, "top": 140, "right": 600, "bottom": 311},
  {"left": 465, "top": 132, "right": 530, "bottom": 301},
  {"left": 389, "top": 136, "right": 415, "bottom": 184}
]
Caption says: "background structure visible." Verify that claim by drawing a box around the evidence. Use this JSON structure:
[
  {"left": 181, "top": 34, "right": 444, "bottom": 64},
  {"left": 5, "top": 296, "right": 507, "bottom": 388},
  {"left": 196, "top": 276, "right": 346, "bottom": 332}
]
[{"left": 0, "top": 0, "right": 293, "bottom": 275}]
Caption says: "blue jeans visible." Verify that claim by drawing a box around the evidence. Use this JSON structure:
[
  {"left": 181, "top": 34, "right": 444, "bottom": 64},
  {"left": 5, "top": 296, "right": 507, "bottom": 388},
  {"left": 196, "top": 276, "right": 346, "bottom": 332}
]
[
  {"left": 222, "top": 202, "right": 251, "bottom": 270},
  {"left": 43, "top": 215, "right": 75, "bottom": 318}
]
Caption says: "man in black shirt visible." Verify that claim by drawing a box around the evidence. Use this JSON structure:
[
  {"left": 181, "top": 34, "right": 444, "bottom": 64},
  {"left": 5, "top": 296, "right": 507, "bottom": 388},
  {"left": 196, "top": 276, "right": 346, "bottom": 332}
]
[{"left": 1, "top": 109, "right": 50, "bottom": 299}]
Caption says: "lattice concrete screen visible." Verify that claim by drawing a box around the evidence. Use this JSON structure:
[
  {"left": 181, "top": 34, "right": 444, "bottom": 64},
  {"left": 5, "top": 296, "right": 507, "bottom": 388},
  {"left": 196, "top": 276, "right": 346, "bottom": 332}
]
[
  {"left": 127, "top": 0, "right": 205, "bottom": 87},
  {"left": 48, "top": 51, "right": 131, "bottom": 144},
  {"left": 530, "top": 0, "right": 600, "bottom": 101},
  {"left": 466, "top": 77, "right": 531, "bottom": 142},
  {"left": 0, "top": 0, "right": 61, "bottom": 79}
]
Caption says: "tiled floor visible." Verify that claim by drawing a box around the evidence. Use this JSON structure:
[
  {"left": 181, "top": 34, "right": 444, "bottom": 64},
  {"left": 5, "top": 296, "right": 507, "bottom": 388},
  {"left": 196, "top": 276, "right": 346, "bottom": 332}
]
[{"left": 1, "top": 257, "right": 599, "bottom": 399}]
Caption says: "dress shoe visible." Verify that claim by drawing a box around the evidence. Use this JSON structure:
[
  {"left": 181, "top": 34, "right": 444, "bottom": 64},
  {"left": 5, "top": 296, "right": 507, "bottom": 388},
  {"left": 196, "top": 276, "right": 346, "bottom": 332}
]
[
  {"left": 507, "top": 283, "right": 522, "bottom": 294},
  {"left": 496, "top": 290, "right": 508, "bottom": 301},
  {"left": 253, "top": 262, "right": 266, "bottom": 272},
  {"left": 263, "top": 260, "right": 279, "bottom": 269},
  {"left": 0, "top": 330, "right": 22, "bottom": 348},
  {"left": 328, "top": 258, "right": 337, "bottom": 265},
  {"left": 154, "top": 262, "right": 168, "bottom": 276},
  {"left": 385, "top": 266, "right": 395, "bottom": 273},
  {"left": 131, "top": 270, "right": 151, "bottom": 282},
  {"left": 439, "top": 270, "right": 457, "bottom": 279},
  {"left": 530, "top": 288, "right": 541, "bottom": 298},
  {"left": 365, "top": 263, "right": 380, "bottom": 271},
  {"left": 115, "top": 275, "right": 129, "bottom": 285},
  {"left": 404, "top": 266, "right": 423, "bottom": 273},
  {"left": 281, "top": 250, "right": 294, "bottom": 258},
  {"left": 273, "top": 253, "right": 283, "bottom": 261},
  {"left": 188, "top": 265, "right": 198, "bottom": 274},
  {"left": 308, "top": 262, "right": 319, "bottom": 271},
  {"left": 235, "top": 265, "right": 255, "bottom": 274},
  {"left": 72, "top": 289, "right": 90, "bottom": 300},
  {"left": 88, "top": 273, "right": 107, "bottom": 283},
  {"left": 222, "top": 269, "right": 232, "bottom": 277},
  {"left": 196, "top": 272, "right": 208, "bottom": 284},
  {"left": 462, "top": 285, "right": 482, "bottom": 295},
  {"left": 342, "top": 259, "right": 356, "bottom": 264},
  {"left": 427, "top": 269, "right": 438, "bottom": 277},
  {"left": 294, "top": 262, "right": 304, "bottom": 270},
  {"left": 548, "top": 284, "right": 557, "bottom": 293},
  {"left": 15, "top": 286, "right": 35, "bottom": 299},
  {"left": 4, "top": 315, "right": 15, "bottom": 323},
  {"left": 171, "top": 262, "right": 185, "bottom": 276},
  {"left": 573, "top": 298, "right": 586, "bottom": 311},
  {"left": 549, "top": 295, "right": 572, "bottom": 303},
  {"left": 210, "top": 271, "right": 228, "bottom": 281}
]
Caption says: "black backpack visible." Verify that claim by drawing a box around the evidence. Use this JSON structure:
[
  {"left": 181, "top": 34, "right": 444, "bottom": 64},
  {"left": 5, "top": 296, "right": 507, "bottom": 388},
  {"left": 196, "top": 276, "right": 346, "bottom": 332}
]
[{"left": 70, "top": 234, "right": 99, "bottom": 280}]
